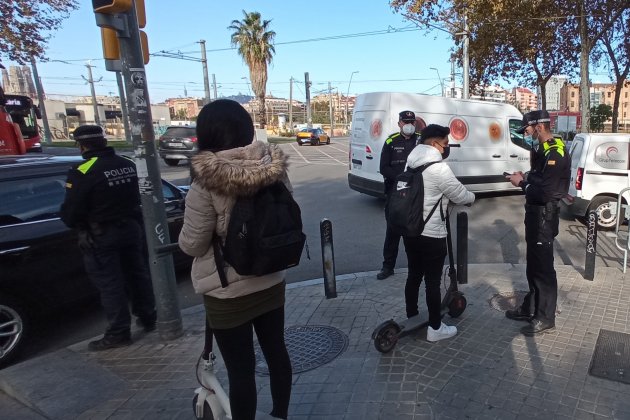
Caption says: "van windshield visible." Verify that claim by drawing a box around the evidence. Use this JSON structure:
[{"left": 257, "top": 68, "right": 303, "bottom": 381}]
[{"left": 509, "top": 119, "right": 531, "bottom": 151}]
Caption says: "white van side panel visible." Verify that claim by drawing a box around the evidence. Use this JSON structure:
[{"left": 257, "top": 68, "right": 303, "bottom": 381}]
[{"left": 348, "top": 92, "right": 527, "bottom": 196}]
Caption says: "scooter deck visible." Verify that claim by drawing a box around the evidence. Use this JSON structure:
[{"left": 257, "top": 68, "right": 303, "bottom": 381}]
[{"left": 396, "top": 314, "right": 430, "bottom": 338}]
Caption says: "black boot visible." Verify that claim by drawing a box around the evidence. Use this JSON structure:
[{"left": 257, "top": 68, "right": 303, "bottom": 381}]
[
  {"left": 88, "top": 333, "right": 132, "bottom": 351},
  {"left": 521, "top": 319, "right": 555, "bottom": 336},
  {"left": 505, "top": 309, "right": 533, "bottom": 321},
  {"left": 377, "top": 268, "right": 394, "bottom": 280}
]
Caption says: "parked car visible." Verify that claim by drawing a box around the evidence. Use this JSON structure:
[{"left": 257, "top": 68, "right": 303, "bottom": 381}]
[
  {"left": 157, "top": 125, "right": 197, "bottom": 166},
  {"left": 562, "top": 132, "right": 630, "bottom": 230},
  {"left": 296, "top": 128, "right": 330, "bottom": 146},
  {"left": 0, "top": 154, "right": 191, "bottom": 367}
]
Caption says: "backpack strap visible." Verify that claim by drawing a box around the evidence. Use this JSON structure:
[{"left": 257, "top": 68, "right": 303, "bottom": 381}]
[
  {"left": 212, "top": 234, "right": 229, "bottom": 288},
  {"left": 424, "top": 195, "right": 443, "bottom": 225}
]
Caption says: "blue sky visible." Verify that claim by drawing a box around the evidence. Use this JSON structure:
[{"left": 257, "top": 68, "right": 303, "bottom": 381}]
[{"left": 4, "top": 0, "right": 464, "bottom": 103}]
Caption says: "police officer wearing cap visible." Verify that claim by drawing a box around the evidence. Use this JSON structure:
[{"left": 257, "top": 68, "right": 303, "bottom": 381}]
[
  {"left": 60, "top": 125, "right": 157, "bottom": 351},
  {"left": 377, "top": 110, "right": 420, "bottom": 280},
  {"left": 505, "top": 110, "right": 570, "bottom": 335}
]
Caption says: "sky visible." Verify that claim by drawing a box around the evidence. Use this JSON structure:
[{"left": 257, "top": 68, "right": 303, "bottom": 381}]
[{"left": 4, "top": 0, "right": 611, "bottom": 104}]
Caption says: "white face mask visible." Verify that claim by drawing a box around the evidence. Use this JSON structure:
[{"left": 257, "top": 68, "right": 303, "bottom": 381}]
[{"left": 402, "top": 123, "right": 415, "bottom": 136}]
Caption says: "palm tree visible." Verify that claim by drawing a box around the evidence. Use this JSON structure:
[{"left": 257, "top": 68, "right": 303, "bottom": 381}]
[{"left": 228, "top": 11, "right": 276, "bottom": 128}]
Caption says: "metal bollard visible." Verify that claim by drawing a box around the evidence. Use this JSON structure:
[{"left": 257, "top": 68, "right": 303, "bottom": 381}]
[
  {"left": 456, "top": 211, "right": 468, "bottom": 284},
  {"left": 584, "top": 210, "right": 598, "bottom": 280},
  {"left": 320, "top": 218, "right": 337, "bottom": 298}
]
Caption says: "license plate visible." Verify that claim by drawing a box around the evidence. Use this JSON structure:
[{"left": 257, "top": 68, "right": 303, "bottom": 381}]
[
  {"left": 168, "top": 142, "right": 184, "bottom": 147},
  {"left": 353, "top": 163, "right": 361, "bottom": 169}
]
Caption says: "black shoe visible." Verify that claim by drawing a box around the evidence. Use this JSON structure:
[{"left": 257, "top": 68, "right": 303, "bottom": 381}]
[
  {"left": 136, "top": 317, "right": 156, "bottom": 332},
  {"left": 521, "top": 319, "right": 555, "bottom": 336},
  {"left": 505, "top": 309, "right": 533, "bottom": 321},
  {"left": 376, "top": 268, "right": 394, "bottom": 280},
  {"left": 88, "top": 334, "right": 132, "bottom": 351}
]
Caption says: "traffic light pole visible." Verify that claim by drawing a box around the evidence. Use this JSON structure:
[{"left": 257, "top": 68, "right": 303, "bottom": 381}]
[{"left": 95, "top": 2, "right": 183, "bottom": 340}]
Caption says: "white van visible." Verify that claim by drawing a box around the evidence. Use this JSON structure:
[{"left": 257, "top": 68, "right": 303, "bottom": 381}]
[
  {"left": 563, "top": 133, "right": 630, "bottom": 229},
  {"left": 348, "top": 92, "right": 529, "bottom": 196}
]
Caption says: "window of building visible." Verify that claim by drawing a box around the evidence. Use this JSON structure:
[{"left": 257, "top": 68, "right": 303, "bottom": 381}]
[
  {"left": 626, "top": 92, "right": 628, "bottom": 98},
  {"left": 570, "top": 101, "right": 574, "bottom": 108},
  {"left": 608, "top": 92, "right": 612, "bottom": 98},
  {"left": 571, "top": 92, "right": 575, "bottom": 98}
]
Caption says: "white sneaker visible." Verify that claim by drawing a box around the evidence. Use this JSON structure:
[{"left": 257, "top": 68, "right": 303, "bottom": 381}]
[{"left": 426, "top": 322, "right": 457, "bottom": 342}]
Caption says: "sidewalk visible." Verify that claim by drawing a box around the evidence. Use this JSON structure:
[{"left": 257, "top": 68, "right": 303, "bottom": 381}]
[{"left": 1, "top": 263, "right": 630, "bottom": 419}]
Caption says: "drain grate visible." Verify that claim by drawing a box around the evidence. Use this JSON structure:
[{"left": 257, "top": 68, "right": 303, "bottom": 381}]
[
  {"left": 589, "top": 329, "right": 630, "bottom": 385},
  {"left": 489, "top": 291, "right": 530, "bottom": 312},
  {"left": 255, "top": 325, "right": 348, "bottom": 375}
]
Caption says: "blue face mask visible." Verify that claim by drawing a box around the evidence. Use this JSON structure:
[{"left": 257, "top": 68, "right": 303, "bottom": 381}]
[{"left": 524, "top": 134, "right": 537, "bottom": 148}]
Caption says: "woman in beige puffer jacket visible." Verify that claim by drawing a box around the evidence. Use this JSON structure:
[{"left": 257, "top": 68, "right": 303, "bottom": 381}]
[{"left": 179, "top": 99, "right": 291, "bottom": 420}]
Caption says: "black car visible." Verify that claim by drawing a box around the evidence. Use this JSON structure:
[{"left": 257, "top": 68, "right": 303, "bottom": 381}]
[
  {"left": 0, "top": 155, "right": 190, "bottom": 367},
  {"left": 157, "top": 125, "right": 197, "bottom": 166}
]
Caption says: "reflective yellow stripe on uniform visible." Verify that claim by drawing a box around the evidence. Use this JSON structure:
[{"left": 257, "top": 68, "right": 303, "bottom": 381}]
[
  {"left": 543, "top": 139, "right": 565, "bottom": 157},
  {"left": 77, "top": 157, "right": 98, "bottom": 174},
  {"left": 385, "top": 132, "right": 400, "bottom": 145}
]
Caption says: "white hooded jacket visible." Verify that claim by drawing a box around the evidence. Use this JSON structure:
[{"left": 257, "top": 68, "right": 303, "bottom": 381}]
[{"left": 406, "top": 144, "right": 475, "bottom": 238}]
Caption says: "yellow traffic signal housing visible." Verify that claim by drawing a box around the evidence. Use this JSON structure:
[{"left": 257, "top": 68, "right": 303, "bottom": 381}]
[
  {"left": 92, "top": 0, "right": 132, "bottom": 14},
  {"left": 136, "top": 0, "right": 146, "bottom": 28},
  {"left": 101, "top": 28, "right": 120, "bottom": 60},
  {"left": 140, "top": 30, "right": 150, "bottom": 64}
]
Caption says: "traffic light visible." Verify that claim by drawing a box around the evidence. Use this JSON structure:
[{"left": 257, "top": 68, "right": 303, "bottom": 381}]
[
  {"left": 92, "top": 0, "right": 132, "bottom": 14},
  {"left": 140, "top": 31, "right": 149, "bottom": 64},
  {"left": 101, "top": 28, "right": 119, "bottom": 60}
]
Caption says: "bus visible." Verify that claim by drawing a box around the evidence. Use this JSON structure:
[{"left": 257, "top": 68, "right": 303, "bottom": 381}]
[{"left": 4, "top": 94, "right": 42, "bottom": 152}]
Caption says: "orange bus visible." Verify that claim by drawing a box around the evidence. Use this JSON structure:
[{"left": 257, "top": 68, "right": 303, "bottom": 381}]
[
  {"left": 4, "top": 94, "right": 42, "bottom": 152},
  {"left": 0, "top": 86, "right": 27, "bottom": 155}
]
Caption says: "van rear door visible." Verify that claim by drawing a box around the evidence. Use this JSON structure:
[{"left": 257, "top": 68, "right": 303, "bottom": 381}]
[
  {"left": 581, "top": 136, "right": 630, "bottom": 201},
  {"left": 349, "top": 109, "right": 388, "bottom": 197}
]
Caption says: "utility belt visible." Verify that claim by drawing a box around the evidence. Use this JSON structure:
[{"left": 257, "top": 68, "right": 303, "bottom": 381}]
[
  {"left": 88, "top": 218, "right": 132, "bottom": 235},
  {"left": 525, "top": 202, "right": 559, "bottom": 221}
]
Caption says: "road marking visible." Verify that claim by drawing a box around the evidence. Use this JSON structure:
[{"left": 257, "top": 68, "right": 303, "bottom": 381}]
[
  {"left": 314, "top": 147, "right": 346, "bottom": 165},
  {"left": 327, "top": 144, "right": 348, "bottom": 154},
  {"left": 289, "top": 143, "right": 310, "bottom": 163}
]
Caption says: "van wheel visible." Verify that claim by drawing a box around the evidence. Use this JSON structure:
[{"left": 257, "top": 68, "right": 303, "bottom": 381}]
[{"left": 587, "top": 197, "right": 618, "bottom": 231}]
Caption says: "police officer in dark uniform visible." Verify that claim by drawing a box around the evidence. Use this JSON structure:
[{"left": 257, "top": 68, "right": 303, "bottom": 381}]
[
  {"left": 505, "top": 110, "right": 570, "bottom": 335},
  {"left": 60, "top": 125, "right": 156, "bottom": 351},
  {"left": 377, "top": 110, "right": 420, "bottom": 280}
]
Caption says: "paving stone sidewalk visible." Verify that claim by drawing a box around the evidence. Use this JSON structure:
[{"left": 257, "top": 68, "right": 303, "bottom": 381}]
[{"left": 1, "top": 263, "right": 630, "bottom": 419}]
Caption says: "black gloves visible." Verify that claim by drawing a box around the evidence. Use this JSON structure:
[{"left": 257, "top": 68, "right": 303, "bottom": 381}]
[{"left": 77, "top": 230, "right": 96, "bottom": 251}]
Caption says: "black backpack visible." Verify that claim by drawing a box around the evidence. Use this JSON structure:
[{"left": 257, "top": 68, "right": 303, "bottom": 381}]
[
  {"left": 386, "top": 161, "right": 442, "bottom": 237},
  {"left": 213, "top": 181, "right": 307, "bottom": 287}
]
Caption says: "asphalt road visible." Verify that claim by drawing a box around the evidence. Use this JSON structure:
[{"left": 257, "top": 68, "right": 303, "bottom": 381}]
[{"left": 12, "top": 139, "right": 625, "bottom": 368}]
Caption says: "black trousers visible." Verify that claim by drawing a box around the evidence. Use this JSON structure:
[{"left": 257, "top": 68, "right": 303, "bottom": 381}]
[
  {"left": 82, "top": 219, "right": 156, "bottom": 337},
  {"left": 212, "top": 306, "right": 292, "bottom": 420},
  {"left": 382, "top": 193, "right": 402, "bottom": 270},
  {"left": 521, "top": 209, "right": 559, "bottom": 324},
  {"left": 403, "top": 235, "right": 447, "bottom": 329}
]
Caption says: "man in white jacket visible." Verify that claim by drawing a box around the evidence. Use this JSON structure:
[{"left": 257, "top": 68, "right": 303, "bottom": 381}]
[{"left": 404, "top": 124, "right": 475, "bottom": 342}]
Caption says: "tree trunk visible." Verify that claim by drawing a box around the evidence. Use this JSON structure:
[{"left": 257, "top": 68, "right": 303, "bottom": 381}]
[
  {"left": 612, "top": 82, "right": 622, "bottom": 133},
  {"left": 539, "top": 82, "right": 547, "bottom": 110},
  {"left": 578, "top": 0, "right": 591, "bottom": 133},
  {"left": 258, "top": 96, "right": 266, "bottom": 128}
]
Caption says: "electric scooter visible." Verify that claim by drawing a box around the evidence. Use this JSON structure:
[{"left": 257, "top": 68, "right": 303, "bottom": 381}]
[{"left": 372, "top": 208, "right": 468, "bottom": 353}]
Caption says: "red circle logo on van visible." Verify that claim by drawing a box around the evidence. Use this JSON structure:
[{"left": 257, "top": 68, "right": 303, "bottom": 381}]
[
  {"left": 449, "top": 118, "right": 468, "bottom": 141},
  {"left": 489, "top": 121, "right": 501, "bottom": 141},
  {"left": 370, "top": 119, "right": 382, "bottom": 138},
  {"left": 606, "top": 146, "right": 619, "bottom": 158}
]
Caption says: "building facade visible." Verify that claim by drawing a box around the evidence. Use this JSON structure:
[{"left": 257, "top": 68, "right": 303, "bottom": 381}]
[{"left": 511, "top": 87, "right": 538, "bottom": 112}]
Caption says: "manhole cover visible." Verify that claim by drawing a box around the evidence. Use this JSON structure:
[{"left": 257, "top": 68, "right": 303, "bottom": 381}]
[
  {"left": 590, "top": 329, "right": 630, "bottom": 385},
  {"left": 255, "top": 325, "right": 348, "bottom": 375},
  {"left": 489, "top": 291, "right": 529, "bottom": 312}
]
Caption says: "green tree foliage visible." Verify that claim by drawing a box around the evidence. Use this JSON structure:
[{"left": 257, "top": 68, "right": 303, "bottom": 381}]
[
  {"left": 589, "top": 104, "right": 613, "bottom": 132},
  {"left": 228, "top": 11, "right": 276, "bottom": 128},
  {"left": 0, "top": 0, "right": 78, "bottom": 64}
]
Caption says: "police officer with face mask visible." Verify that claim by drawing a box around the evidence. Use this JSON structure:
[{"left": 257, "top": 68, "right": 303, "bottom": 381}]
[
  {"left": 377, "top": 110, "right": 420, "bottom": 280},
  {"left": 505, "top": 110, "right": 570, "bottom": 336},
  {"left": 60, "top": 125, "right": 157, "bottom": 351}
]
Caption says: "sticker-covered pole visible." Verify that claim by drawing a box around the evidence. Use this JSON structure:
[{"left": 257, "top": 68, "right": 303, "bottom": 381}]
[{"left": 94, "top": 0, "right": 183, "bottom": 340}]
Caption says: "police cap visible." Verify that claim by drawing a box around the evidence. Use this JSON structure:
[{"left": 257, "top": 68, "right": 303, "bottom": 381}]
[
  {"left": 515, "top": 110, "right": 551, "bottom": 134},
  {"left": 421, "top": 124, "right": 450, "bottom": 142},
  {"left": 399, "top": 110, "right": 416, "bottom": 122},
  {"left": 73, "top": 125, "right": 106, "bottom": 142}
]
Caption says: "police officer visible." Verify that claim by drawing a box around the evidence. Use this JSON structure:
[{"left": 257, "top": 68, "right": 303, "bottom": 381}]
[
  {"left": 505, "top": 110, "right": 570, "bottom": 335},
  {"left": 377, "top": 110, "right": 420, "bottom": 280},
  {"left": 60, "top": 125, "right": 156, "bottom": 351}
]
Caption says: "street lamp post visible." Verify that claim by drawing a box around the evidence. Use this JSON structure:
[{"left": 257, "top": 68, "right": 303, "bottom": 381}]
[
  {"left": 345, "top": 71, "right": 359, "bottom": 129},
  {"left": 430, "top": 67, "right": 445, "bottom": 97}
]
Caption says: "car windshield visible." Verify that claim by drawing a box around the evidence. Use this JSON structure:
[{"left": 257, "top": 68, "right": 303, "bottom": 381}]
[{"left": 164, "top": 127, "right": 195, "bottom": 137}]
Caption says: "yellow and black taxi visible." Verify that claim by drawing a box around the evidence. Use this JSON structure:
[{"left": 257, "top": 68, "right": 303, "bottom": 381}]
[{"left": 296, "top": 127, "right": 330, "bottom": 146}]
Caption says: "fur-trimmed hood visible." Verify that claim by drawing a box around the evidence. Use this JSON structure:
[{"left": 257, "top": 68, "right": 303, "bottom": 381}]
[{"left": 190, "top": 141, "right": 288, "bottom": 196}]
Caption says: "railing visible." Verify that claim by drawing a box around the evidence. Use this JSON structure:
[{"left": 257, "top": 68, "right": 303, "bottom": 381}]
[{"left": 613, "top": 187, "right": 630, "bottom": 273}]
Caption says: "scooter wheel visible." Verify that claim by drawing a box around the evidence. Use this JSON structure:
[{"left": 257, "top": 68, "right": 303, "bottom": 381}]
[
  {"left": 192, "top": 394, "right": 215, "bottom": 420},
  {"left": 373, "top": 321, "right": 401, "bottom": 353},
  {"left": 448, "top": 293, "right": 467, "bottom": 318}
]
